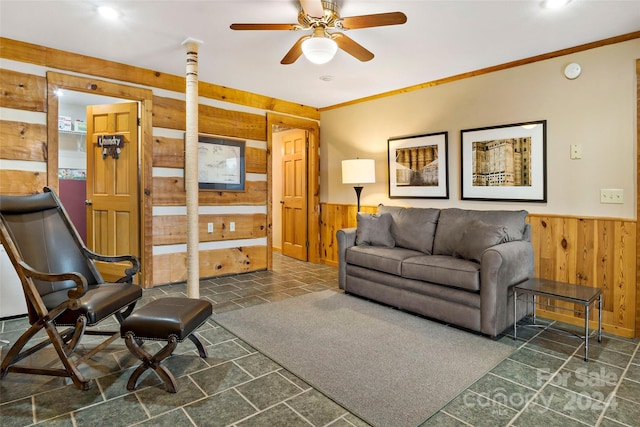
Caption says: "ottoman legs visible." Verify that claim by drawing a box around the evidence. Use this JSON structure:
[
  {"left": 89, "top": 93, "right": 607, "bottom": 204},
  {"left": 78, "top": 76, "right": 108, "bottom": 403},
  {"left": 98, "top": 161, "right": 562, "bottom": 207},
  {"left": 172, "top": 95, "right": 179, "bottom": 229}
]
[
  {"left": 188, "top": 334, "right": 208, "bottom": 358},
  {"left": 124, "top": 332, "right": 208, "bottom": 393}
]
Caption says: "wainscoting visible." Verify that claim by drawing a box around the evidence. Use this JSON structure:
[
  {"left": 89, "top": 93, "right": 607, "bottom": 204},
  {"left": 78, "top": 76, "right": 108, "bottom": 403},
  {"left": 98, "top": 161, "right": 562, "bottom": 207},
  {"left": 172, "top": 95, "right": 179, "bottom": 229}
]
[{"left": 319, "top": 203, "right": 637, "bottom": 338}]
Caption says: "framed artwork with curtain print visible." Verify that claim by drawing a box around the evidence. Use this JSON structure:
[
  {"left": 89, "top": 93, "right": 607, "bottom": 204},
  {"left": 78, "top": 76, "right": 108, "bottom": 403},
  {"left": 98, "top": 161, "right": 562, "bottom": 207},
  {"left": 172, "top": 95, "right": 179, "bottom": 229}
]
[{"left": 388, "top": 132, "right": 449, "bottom": 199}]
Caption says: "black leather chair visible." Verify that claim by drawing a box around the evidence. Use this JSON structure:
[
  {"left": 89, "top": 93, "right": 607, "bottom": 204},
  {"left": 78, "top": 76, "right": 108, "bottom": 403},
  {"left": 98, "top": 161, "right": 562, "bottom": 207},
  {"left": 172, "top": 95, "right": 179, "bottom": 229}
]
[{"left": 0, "top": 186, "right": 142, "bottom": 390}]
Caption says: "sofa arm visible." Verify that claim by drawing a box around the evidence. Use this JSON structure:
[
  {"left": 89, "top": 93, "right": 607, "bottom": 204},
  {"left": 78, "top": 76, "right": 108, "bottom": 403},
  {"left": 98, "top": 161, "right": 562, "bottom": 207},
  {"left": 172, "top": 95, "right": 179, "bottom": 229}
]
[
  {"left": 336, "top": 228, "right": 357, "bottom": 290},
  {"left": 480, "top": 240, "right": 534, "bottom": 337}
]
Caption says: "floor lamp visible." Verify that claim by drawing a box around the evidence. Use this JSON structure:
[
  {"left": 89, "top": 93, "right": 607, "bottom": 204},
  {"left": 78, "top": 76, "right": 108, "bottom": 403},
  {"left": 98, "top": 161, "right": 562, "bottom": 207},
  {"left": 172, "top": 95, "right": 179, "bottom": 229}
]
[{"left": 342, "top": 159, "right": 376, "bottom": 212}]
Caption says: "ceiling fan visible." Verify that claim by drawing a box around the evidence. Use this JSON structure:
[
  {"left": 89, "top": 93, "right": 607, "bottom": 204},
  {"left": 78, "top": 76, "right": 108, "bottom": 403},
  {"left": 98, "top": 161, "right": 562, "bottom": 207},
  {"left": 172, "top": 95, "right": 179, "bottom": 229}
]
[{"left": 230, "top": 0, "right": 407, "bottom": 65}]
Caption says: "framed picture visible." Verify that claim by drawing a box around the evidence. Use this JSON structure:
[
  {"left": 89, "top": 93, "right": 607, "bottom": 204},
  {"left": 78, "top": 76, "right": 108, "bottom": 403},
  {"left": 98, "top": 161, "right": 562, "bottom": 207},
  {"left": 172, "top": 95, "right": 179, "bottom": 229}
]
[
  {"left": 388, "top": 132, "right": 449, "bottom": 199},
  {"left": 197, "top": 135, "right": 245, "bottom": 191},
  {"left": 460, "top": 120, "right": 546, "bottom": 202}
]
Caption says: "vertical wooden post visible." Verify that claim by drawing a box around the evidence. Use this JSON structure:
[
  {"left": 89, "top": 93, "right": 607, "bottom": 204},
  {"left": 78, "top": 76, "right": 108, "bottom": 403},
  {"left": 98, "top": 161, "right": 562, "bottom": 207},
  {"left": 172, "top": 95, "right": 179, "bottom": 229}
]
[{"left": 182, "top": 37, "right": 203, "bottom": 298}]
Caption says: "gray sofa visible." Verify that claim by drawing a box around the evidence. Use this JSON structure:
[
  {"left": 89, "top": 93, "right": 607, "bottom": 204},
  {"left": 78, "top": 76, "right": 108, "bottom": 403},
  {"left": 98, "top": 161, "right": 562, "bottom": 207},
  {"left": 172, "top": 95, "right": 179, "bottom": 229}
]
[{"left": 336, "top": 206, "right": 534, "bottom": 337}]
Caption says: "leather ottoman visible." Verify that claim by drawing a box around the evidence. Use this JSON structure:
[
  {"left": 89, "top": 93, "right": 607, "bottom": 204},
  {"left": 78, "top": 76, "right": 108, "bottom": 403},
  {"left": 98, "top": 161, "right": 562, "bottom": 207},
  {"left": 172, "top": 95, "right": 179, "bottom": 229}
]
[{"left": 120, "top": 297, "right": 213, "bottom": 393}]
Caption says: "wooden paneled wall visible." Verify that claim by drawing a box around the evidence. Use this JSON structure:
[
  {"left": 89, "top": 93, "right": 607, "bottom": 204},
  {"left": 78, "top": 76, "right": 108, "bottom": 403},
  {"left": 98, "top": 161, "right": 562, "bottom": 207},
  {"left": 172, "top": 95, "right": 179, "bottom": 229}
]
[
  {"left": 528, "top": 215, "right": 636, "bottom": 338},
  {"left": 0, "top": 68, "right": 47, "bottom": 195},
  {"left": 320, "top": 203, "right": 637, "bottom": 338},
  {"left": 1, "top": 38, "right": 319, "bottom": 121},
  {"left": 0, "top": 38, "right": 302, "bottom": 287},
  {"left": 151, "top": 117, "right": 269, "bottom": 284}
]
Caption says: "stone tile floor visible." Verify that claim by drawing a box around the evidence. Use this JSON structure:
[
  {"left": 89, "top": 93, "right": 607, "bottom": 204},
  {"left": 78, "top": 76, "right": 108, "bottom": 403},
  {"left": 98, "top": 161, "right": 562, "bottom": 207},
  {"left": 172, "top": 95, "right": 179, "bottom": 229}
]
[{"left": 0, "top": 253, "right": 638, "bottom": 426}]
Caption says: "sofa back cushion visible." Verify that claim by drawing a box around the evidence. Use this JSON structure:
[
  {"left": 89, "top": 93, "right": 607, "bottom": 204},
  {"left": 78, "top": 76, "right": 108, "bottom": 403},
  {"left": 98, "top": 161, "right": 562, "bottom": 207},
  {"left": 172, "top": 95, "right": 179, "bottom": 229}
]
[
  {"left": 433, "top": 208, "right": 528, "bottom": 256},
  {"left": 355, "top": 212, "right": 395, "bottom": 248},
  {"left": 378, "top": 205, "right": 440, "bottom": 254},
  {"left": 452, "top": 220, "right": 508, "bottom": 262}
]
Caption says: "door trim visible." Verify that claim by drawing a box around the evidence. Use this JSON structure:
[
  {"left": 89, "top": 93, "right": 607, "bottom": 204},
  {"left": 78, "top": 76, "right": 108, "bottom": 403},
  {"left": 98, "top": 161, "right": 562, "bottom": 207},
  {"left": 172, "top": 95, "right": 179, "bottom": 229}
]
[
  {"left": 267, "top": 113, "right": 320, "bottom": 268},
  {"left": 46, "top": 72, "right": 154, "bottom": 287},
  {"left": 635, "top": 58, "right": 639, "bottom": 339}
]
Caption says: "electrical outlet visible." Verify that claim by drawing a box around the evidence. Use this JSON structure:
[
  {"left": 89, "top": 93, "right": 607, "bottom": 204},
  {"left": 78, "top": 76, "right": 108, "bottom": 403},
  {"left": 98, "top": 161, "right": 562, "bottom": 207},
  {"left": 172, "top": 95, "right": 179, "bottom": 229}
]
[
  {"left": 570, "top": 144, "right": 582, "bottom": 160},
  {"left": 230, "top": 221, "right": 235, "bottom": 232},
  {"left": 207, "top": 222, "right": 213, "bottom": 233},
  {"left": 600, "top": 189, "right": 624, "bottom": 204}
]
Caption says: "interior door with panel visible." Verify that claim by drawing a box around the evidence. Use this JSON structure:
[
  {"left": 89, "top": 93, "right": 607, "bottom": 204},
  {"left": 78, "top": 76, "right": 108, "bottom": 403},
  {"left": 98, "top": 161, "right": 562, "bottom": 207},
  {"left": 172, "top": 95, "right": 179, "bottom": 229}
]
[
  {"left": 86, "top": 102, "right": 140, "bottom": 282},
  {"left": 281, "top": 129, "right": 308, "bottom": 261}
]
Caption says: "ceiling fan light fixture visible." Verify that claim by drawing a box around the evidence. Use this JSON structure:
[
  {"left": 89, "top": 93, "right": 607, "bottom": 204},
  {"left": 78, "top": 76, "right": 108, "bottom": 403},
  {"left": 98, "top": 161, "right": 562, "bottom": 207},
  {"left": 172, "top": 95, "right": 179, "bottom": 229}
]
[
  {"left": 541, "top": 0, "right": 572, "bottom": 9},
  {"left": 97, "top": 5, "right": 120, "bottom": 19},
  {"left": 302, "top": 36, "right": 338, "bottom": 64}
]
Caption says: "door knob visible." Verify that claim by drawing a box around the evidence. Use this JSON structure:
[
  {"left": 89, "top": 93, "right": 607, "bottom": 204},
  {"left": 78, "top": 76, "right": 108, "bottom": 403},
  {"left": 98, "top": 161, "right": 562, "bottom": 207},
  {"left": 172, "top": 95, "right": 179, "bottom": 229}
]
[
  {"left": 280, "top": 200, "right": 285, "bottom": 204},
  {"left": 85, "top": 200, "right": 92, "bottom": 206}
]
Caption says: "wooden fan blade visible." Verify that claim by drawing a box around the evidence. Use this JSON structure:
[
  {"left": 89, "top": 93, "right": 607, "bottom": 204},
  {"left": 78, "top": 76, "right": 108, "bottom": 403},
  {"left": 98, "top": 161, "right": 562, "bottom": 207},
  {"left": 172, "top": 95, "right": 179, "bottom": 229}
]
[
  {"left": 340, "top": 12, "right": 407, "bottom": 30},
  {"left": 281, "top": 35, "right": 311, "bottom": 64},
  {"left": 332, "top": 32, "right": 374, "bottom": 62},
  {"left": 299, "top": 0, "right": 325, "bottom": 18},
  {"left": 230, "top": 23, "right": 298, "bottom": 31}
]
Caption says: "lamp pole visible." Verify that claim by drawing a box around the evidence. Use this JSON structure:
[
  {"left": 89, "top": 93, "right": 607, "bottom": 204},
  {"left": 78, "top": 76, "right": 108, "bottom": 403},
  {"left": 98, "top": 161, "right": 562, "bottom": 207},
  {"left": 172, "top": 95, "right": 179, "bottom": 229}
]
[{"left": 353, "top": 186, "right": 364, "bottom": 212}]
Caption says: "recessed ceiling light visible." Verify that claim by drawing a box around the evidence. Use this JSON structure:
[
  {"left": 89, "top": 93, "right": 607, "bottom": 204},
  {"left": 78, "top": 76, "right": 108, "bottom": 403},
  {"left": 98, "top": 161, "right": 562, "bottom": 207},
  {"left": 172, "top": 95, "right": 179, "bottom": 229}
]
[
  {"left": 541, "top": 0, "right": 572, "bottom": 9},
  {"left": 98, "top": 5, "right": 119, "bottom": 19}
]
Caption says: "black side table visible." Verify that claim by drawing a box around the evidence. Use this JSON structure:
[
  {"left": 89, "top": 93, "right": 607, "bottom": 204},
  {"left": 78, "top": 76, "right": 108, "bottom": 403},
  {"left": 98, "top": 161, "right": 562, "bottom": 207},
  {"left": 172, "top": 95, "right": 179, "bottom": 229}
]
[{"left": 513, "top": 278, "right": 602, "bottom": 361}]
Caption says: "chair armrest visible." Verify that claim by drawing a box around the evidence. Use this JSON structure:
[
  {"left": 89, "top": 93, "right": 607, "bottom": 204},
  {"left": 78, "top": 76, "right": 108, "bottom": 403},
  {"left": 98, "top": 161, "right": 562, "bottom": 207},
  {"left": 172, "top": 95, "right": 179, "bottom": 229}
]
[
  {"left": 336, "top": 228, "right": 357, "bottom": 290},
  {"left": 18, "top": 260, "right": 88, "bottom": 305},
  {"left": 479, "top": 240, "right": 534, "bottom": 337},
  {"left": 83, "top": 249, "right": 140, "bottom": 282}
]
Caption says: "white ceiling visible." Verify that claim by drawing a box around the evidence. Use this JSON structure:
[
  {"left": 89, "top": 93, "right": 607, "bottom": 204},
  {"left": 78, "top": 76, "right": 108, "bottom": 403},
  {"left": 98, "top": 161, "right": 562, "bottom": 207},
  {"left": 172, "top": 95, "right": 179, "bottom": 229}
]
[{"left": 1, "top": 0, "right": 639, "bottom": 109}]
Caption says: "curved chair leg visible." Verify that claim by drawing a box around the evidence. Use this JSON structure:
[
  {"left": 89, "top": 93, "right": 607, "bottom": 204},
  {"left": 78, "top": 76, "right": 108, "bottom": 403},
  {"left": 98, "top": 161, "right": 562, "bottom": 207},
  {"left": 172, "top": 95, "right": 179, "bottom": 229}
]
[
  {"left": 115, "top": 302, "right": 138, "bottom": 324},
  {"left": 45, "top": 321, "right": 90, "bottom": 390},
  {"left": 63, "top": 316, "right": 87, "bottom": 355},
  {"left": 0, "top": 321, "right": 45, "bottom": 377},
  {"left": 124, "top": 332, "right": 178, "bottom": 393},
  {"left": 1, "top": 319, "right": 89, "bottom": 390},
  {"left": 187, "top": 333, "right": 208, "bottom": 358}
]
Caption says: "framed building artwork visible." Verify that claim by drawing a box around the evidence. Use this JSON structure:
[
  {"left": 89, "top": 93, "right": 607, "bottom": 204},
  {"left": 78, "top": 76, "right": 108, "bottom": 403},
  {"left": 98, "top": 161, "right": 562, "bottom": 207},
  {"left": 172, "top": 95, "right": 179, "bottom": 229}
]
[
  {"left": 197, "top": 135, "right": 246, "bottom": 191},
  {"left": 388, "top": 132, "right": 449, "bottom": 199},
  {"left": 460, "top": 120, "right": 547, "bottom": 202}
]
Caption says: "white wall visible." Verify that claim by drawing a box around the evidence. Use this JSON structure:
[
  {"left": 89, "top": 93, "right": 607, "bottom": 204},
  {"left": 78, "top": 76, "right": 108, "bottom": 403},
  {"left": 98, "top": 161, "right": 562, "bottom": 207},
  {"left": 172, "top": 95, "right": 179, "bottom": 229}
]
[{"left": 320, "top": 39, "right": 638, "bottom": 219}]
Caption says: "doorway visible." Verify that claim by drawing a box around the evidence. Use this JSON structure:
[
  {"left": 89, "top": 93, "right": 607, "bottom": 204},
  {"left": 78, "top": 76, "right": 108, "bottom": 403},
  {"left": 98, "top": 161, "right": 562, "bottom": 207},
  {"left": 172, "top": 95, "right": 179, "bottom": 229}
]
[
  {"left": 267, "top": 113, "right": 320, "bottom": 269},
  {"left": 57, "top": 91, "right": 130, "bottom": 244},
  {"left": 46, "top": 72, "right": 154, "bottom": 286},
  {"left": 272, "top": 127, "right": 308, "bottom": 260},
  {"left": 57, "top": 93, "right": 140, "bottom": 282}
]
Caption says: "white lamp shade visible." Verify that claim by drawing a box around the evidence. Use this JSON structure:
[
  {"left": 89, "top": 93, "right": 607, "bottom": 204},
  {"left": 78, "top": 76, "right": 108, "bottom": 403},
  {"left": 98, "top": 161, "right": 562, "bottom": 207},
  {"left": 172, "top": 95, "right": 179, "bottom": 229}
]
[
  {"left": 302, "top": 37, "right": 338, "bottom": 65},
  {"left": 342, "top": 159, "right": 376, "bottom": 184}
]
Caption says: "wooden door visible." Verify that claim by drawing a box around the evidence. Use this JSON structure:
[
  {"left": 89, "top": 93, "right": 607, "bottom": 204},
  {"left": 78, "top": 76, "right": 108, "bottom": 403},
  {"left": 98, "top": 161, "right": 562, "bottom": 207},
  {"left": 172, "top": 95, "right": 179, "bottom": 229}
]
[
  {"left": 86, "top": 102, "right": 139, "bottom": 282},
  {"left": 281, "top": 130, "right": 308, "bottom": 261}
]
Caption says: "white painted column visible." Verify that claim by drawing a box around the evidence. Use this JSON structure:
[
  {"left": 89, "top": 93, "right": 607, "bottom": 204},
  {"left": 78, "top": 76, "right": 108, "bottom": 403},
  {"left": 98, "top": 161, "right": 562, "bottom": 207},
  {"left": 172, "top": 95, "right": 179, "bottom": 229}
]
[{"left": 182, "top": 37, "right": 203, "bottom": 299}]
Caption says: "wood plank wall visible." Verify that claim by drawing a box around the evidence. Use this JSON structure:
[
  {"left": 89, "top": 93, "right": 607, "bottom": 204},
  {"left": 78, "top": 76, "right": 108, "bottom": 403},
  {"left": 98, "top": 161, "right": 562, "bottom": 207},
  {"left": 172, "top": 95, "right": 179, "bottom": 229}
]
[
  {"left": 0, "top": 38, "right": 321, "bottom": 288},
  {"left": 0, "top": 68, "right": 47, "bottom": 195},
  {"left": 150, "top": 104, "right": 269, "bottom": 284},
  {"left": 320, "top": 203, "right": 637, "bottom": 338},
  {"left": 0, "top": 66, "right": 271, "bottom": 286}
]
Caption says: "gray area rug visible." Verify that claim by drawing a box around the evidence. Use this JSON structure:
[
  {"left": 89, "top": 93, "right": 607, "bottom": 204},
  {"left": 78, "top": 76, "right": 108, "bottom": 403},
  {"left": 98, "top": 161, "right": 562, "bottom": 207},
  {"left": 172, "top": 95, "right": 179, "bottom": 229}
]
[{"left": 214, "top": 290, "right": 514, "bottom": 427}]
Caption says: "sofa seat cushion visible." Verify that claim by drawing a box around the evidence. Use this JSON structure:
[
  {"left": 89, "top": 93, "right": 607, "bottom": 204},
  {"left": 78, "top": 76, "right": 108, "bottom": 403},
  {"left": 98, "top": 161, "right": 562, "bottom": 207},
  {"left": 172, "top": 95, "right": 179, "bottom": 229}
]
[
  {"left": 346, "top": 246, "right": 424, "bottom": 276},
  {"left": 346, "top": 265, "right": 481, "bottom": 309},
  {"left": 401, "top": 255, "right": 481, "bottom": 292}
]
